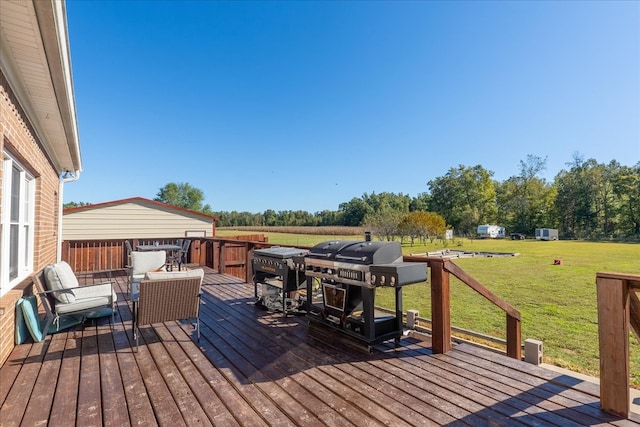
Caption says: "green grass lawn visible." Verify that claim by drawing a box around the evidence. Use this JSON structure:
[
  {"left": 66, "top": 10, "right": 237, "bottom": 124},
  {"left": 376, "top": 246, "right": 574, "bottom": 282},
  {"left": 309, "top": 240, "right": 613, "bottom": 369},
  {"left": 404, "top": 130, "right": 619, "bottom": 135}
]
[
  {"left": 217, "top": 229, "right": 640, "bottom": 386},
  {"left": 402, "top": 238, "right": 639, "bottom": 387}
]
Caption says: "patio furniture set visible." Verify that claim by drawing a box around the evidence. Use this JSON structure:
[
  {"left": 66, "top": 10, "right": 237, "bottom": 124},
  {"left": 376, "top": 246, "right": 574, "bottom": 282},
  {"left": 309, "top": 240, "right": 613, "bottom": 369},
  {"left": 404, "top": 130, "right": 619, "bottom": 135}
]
[{"left": 16, "top": 239, "right": 202, "bottom": 350}]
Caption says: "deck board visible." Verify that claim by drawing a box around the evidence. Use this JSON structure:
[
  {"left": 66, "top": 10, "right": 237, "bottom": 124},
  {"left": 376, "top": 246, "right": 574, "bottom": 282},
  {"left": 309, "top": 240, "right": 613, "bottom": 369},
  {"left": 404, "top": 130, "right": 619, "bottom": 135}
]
[
  {"left": 50, "top": 329, "right": 81, "bottom": 426},
  {"left": 21, "top": 332, "right": 65, "bottom": 426},
  {"left": 0, "top": 266, "right": 637, "bottom": 426}
]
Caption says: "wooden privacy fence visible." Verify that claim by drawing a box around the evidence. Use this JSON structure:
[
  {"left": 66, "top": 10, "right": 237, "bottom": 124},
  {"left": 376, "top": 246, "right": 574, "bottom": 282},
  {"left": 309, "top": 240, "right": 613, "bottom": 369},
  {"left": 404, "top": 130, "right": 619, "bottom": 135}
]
[
  {"left": 61, "top": 235, "right": 269, "bottom": 275},
  {"left": 596, "top": 272, "right": 640, "bottom": 418}
]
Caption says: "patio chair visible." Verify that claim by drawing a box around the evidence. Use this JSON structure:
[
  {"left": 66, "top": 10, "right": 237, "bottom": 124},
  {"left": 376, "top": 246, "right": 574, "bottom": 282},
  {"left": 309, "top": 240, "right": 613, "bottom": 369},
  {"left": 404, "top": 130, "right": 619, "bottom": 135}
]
[
  {"left": 33, "top": 261, "right": 117, "bottom": 334},
  {"left": 125, "top": 240, "right": 133, "bottom": 266},
  {"left": 134, "top": 268, "right": 204, "bottom": 351},
  {"left": 129, "top": 250, "right": 166, "bottom": 291},
  {"left": 167, "top": 239, "right": 191, "bottom": 271}
]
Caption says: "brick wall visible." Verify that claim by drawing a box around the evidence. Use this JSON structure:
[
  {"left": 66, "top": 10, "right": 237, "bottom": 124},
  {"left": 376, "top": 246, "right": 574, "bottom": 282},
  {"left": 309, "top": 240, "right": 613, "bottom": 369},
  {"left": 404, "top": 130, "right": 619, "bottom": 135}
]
[
  {"left": 0, "top": 70, "right": 61, "bottom": 366},
  {"left": 0, "top": 276, "right": 34, "bottom": 364}
]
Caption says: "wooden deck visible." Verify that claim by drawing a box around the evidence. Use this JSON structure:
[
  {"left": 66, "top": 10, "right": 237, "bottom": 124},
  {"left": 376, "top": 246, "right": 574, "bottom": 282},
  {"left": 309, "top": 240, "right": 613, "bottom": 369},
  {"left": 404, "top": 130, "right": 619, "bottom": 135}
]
[{"left": 1, "top": 267, "right": 638, "bottom": 426}]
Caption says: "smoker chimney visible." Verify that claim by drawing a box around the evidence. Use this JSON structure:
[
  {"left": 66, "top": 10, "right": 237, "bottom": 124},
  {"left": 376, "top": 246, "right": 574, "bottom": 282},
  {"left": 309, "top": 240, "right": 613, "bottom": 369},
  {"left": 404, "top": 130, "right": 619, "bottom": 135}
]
[{"left": 364, "top": 231, "right": 371, "bottom": 241}]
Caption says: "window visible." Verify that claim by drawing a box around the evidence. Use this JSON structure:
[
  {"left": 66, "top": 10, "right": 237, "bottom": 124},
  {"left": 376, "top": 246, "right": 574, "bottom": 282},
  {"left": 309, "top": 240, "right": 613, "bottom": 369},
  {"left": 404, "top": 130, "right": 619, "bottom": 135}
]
[{"left": 1, "top": 153, "right": 35, "bottom": 295}]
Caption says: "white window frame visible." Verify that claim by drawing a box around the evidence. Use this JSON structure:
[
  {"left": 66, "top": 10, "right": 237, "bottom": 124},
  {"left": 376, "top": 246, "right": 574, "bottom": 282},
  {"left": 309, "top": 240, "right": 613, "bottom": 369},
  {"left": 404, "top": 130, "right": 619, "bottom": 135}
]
[{"left": 1, "top": 152, "right": 35, "bottom": 296}]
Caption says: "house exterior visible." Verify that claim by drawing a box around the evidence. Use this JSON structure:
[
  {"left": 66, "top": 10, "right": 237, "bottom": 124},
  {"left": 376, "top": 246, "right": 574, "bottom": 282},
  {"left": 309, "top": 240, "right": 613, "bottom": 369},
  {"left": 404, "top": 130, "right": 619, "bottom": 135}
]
[
  {"left": 63, "top": 197, "right": 218, "bottom": 239},
  {"left": 0, "top": 0, "right": 81, "bottom": 364}
]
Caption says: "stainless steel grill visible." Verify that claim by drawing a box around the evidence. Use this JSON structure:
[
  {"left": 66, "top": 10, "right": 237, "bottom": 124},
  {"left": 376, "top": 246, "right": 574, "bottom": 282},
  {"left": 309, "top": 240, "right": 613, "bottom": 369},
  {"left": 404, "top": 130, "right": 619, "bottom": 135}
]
[
  {"left": 301, "top": 240, "right": 427, "bottom": 349},
  {"left": 252, "top": 246, "right": 308, "bottom": 315}
]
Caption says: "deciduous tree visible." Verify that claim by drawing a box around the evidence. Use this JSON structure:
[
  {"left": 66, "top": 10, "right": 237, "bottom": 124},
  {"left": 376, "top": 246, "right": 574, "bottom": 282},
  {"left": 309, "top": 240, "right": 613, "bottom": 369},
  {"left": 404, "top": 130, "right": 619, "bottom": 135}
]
[
  {"left": 155, "top": 182, "right": 212, "bottom": 213},
  {"left": 427, "top": 165, "right": 497, "bottom": 235}
]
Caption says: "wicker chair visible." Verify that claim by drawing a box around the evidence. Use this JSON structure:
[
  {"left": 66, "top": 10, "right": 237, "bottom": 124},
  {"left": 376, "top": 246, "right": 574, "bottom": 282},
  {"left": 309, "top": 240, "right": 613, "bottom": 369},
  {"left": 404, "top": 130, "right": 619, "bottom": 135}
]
[{"left": 134, "top": 274, "right": 202, "bottom": 351}]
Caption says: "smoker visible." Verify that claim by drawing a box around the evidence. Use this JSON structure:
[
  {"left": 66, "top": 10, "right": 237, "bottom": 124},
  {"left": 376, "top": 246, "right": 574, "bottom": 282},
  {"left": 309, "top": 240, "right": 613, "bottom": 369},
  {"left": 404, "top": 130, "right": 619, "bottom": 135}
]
[
  {"left": 302, "top": 240, "right": 427, "bottom": 348},
  {"left": 252, "top": 246, "right": 308, "bottom": 315}
]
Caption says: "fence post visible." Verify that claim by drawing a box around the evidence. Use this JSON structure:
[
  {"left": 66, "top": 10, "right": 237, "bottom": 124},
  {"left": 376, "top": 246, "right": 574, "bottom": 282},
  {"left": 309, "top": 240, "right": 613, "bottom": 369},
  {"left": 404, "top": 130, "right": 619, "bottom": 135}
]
[
  {"left": 246, "top": 243, "right": 255, "bottom": 284},
  {"left": 219, "top": 242, "right": 226, "bottom": 274},
  {"left": 430, "top": 258, "right": 451, "bottom": 354},
  {"left": 61, "top": 240, "right": 69, "bottom": 266},
  {"left": 596, "top": 273, "right": 630, "bottom": 417}
]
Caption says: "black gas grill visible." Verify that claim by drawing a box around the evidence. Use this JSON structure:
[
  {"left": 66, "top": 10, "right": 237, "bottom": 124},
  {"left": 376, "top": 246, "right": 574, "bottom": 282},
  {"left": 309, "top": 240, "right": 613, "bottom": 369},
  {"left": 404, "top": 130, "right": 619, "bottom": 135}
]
[
  {"left": 302, "top": 240, "right": 427, "bottom": 348},
  {"left": 252, "top": 246, "right": 308, "bottom": 315}
]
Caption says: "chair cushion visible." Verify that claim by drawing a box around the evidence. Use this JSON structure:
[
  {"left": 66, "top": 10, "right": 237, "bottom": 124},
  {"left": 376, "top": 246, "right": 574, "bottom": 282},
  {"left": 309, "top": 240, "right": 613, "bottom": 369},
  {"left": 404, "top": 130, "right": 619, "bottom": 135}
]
[
  {"left": 145, "top": 268, "right": 204, "bottom": 284},
  {"left": 54, "top": 296, "right": 114, "bottom": 315},
  {"left": 15, "top": 297, "right": 31, "bottom": 344},
  {"left": 48, "top": 315, "right": 84, "bottom": 334},
  {"left": 53, "top": 283, "right": 116, "bottom": 315},
  {"left": 21, "top": 295, "right": 45, "bottom": 343},
  {"left": 44, "top": 261, "right": 78, "bottom": 303},
  {"left": 131, "top": 251, "right": 166, "bottom": 276},
  {"left": 71, "top": 282, "right": 116, "bottom": 300},
  {"left": 85, "top": 307, "right": 114, "bottom": 319}
]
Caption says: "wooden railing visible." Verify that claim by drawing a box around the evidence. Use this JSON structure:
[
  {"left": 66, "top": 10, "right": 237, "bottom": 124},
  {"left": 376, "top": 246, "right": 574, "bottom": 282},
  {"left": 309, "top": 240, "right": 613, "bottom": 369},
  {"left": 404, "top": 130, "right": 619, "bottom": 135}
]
[
  {"left": 406, "top": 255, "right": 521, "bottom": 359},
  {"left": 596, "top": 272, "right": 640, "bottom": 417},
  {"left": 61, "top": 238, "right": 520, "bottom": 359}
]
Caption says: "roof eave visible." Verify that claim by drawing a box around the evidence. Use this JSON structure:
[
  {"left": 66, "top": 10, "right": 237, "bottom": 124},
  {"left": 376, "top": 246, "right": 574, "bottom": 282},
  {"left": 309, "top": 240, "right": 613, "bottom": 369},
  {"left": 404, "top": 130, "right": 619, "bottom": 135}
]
[
  {"left": 63, "top": 197, "right": 219, "bottom": 221},
  {"left": 0, "top": 0, "right": 81, "bottom": 173}
]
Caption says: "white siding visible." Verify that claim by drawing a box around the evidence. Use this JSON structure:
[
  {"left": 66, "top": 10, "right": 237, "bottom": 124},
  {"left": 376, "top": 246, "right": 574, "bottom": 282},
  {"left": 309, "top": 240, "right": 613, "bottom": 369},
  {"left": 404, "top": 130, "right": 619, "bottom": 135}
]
[{"left": 62, "top": 201, "right": 213, "bottom": 239}]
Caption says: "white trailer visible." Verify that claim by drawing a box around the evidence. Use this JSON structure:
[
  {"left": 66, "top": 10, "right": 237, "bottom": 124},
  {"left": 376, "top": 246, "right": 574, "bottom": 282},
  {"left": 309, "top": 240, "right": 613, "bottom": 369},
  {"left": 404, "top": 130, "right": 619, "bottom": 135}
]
[
  {"left": 535, "top": 228, "right": 559, "bottom": 241},
  {"left": 477, "top": 224, "right": 505, "bottom": 239}
]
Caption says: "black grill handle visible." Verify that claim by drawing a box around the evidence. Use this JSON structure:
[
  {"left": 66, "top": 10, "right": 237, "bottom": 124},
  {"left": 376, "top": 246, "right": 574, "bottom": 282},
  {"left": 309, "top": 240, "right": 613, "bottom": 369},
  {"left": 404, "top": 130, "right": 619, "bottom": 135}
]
[
  {"left": 335, "top": 254, "right": 367, "bottom": 262},
  {"left": 308, "top": 251, "right": 333, "bottom": 258}
]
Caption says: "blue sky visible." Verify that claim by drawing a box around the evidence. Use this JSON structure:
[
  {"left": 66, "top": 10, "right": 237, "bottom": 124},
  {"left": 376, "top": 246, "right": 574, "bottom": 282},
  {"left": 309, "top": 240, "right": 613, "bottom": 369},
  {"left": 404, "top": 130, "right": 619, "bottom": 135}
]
[{"left": 64, "top": 0, "right": 639, "bottom": 213}]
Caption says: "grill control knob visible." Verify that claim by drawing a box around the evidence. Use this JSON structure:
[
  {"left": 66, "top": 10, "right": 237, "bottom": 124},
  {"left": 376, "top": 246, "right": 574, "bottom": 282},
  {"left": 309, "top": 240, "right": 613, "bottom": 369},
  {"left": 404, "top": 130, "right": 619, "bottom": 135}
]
[
  {"left": 380, "top": 276, "right": 386, "bottom": 285},
  {"left": 371, "top": 275, "right": 376, "bottom": 284},
  {"left": 390, "top": 276, "right": 396, "bottom": 286}
]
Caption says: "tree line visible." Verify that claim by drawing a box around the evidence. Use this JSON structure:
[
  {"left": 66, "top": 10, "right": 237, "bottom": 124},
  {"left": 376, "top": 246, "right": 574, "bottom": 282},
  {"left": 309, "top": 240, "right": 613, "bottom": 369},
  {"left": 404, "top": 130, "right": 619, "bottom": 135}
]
[
  {"left": 212, "top": 155, "right": 639, "bottom": 239},
  {"left": 65, "top": 154, "right": 640, "bottom": 239}
]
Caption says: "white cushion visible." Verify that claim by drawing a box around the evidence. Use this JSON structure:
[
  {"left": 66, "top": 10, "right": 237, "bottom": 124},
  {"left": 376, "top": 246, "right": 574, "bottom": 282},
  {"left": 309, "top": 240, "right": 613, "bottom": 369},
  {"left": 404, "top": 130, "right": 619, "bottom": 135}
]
[
  {"left": 131, "top": 251, "right": 166, "bottom": 276},
  {"left": 54, "top": 282, "right": 116, "bottom": 315},
  {"left": 55, "top": 296, "right": 112, "bottom": 315},
  {"left": 72, "top": 282, "right": 116, "bottom": 301},
  {"left": 145, "top": 268, "right": 204, "bottom": 284},
  {"left": 44, "top": 261, "right": 79, "bottom": 303}
]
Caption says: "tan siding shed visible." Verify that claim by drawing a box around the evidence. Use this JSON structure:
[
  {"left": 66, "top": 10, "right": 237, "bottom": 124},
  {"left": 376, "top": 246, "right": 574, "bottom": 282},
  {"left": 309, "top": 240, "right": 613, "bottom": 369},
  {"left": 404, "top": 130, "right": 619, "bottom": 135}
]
[{"left": 63, "top": 198, "right": 216, "bottom": 239}]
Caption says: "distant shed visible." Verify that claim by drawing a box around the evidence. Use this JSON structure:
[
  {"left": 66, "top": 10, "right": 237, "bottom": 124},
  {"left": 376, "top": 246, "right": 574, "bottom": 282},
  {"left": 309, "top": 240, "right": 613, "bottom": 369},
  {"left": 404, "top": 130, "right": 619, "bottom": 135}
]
[{"left": 63, "top": 197, "right": 217, "bottom": 240}]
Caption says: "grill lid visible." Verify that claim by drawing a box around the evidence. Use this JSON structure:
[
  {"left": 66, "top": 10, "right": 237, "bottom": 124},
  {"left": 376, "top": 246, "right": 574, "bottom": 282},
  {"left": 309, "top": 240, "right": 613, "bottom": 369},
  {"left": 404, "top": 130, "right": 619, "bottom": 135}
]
[
  {"left": 253, "top": 246, "right": 308, "bottom": 259},
  {"left": 307, "top": 240, "right": 403, "bottom": 265},
  {"left": 306, "top": 240, "right": 356, "bottom": 259}
]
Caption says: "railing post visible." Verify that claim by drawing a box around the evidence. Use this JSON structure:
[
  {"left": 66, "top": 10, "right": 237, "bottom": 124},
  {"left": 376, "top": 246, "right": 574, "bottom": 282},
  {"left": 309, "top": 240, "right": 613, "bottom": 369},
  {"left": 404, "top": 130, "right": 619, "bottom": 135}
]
[
  {"left": 246, "top": 243, "right": 255, "bottom": 284},
  {"left": 596, "top": 273, "right": 630, "bottom": 417},
  {"left": 506, "top": 314, "right": 521, "bottom": 360},
  {"left": 630, "top": 292, "right": 640, "bottom": 341},
  {"left": 430, "top": 258, "right": 451, "bottom": 354}
]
